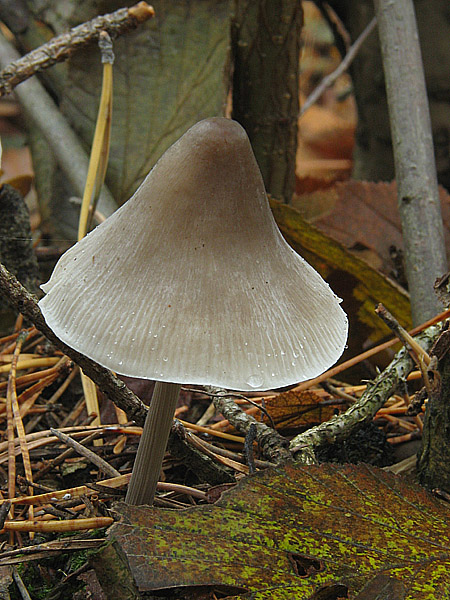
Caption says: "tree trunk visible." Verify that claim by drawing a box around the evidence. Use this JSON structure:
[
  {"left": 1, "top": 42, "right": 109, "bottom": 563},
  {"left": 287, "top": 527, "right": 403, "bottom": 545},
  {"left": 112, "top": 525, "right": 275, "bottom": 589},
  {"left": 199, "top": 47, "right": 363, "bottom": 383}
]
[
  {"left": 326, "top": 0, "right": 450, "bottom": 192},
  {"left": 374, "top": 0, "right": 447, "bottom": 324},
  {"left": 231, "top": 0, "right": 302, "bottom": 203},
  {"left": 417, "top": 330, "right": 450, "bottom": 491}
]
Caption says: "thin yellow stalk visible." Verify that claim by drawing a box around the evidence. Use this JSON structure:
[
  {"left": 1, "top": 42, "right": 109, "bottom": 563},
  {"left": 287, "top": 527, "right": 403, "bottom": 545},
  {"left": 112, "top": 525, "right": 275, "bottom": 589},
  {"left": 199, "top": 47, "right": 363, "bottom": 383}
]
[
  {"left": 77, "top": 34, "right": 114, "bottom": 442},
  {"left": 77, "top": 57, "right": 113, "bottom": 240}
]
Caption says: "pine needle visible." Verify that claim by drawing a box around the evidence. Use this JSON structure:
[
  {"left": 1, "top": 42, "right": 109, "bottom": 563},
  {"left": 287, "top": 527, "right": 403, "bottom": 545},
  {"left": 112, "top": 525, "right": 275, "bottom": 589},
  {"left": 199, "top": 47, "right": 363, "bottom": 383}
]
[{"left": 6, "top": 331, "right": 35, "bottom": 538}]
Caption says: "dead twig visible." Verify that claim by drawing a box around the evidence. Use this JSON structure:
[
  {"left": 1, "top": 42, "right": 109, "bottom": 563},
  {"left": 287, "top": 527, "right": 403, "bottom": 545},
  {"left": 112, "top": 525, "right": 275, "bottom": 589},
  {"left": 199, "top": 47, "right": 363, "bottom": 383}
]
[
  {"left": 376, "top": 302, "right": 433, "bottom": 401},
  {"left": 0, "top": 2, "right": 155, "bottom": 96},
  {"left": 290, "top": 323, "right": 442, "bottom": 462},
  {"left": 185, "top": 430, "right": 275, "bottom": 469},
  {"left": 375, "top": 303, "right": 431, "bottom": 366},
  {"left": 300, "top": 16, "right": 377, "bottom": 116},
  {"left": 34, "top": 429, "right": 105, "bottom": 481},
  {"left": 183, "top": 429, "right": 250, "bottom": 475},
  {"left": 206, "top": 386, "right": 293, "bottom": 465},
  {"left": 49, "top": 428, "right": 120, "bottom": 478},
  {"left": 184, "top": 386, "right": 276, "bottom": 429}
]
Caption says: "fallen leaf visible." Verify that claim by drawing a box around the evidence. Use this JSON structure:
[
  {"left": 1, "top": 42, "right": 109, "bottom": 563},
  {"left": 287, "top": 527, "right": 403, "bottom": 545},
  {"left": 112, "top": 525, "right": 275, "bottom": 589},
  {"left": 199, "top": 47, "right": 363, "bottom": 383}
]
[
  {"left": 298, "top": 102, "right": 355, "bottom": 160},
  {"left": 61, "top": 1, "right": 230, "bottom": 206},
  {"left": 293, "top": 180, "right": 450, "bottom": 279},
  {"left": 295, "top": 175, "right": 343, "bottom": 195},
  {"left": 261, "top": 389, "right": 339, "bottom": 430},
  {"left": 354, "top": 573, "right": 405, "bottom": 600},
  {"left": 269, "top": 197, "right": 411, "bottom": 354},
  {"left": 104, "top": 463, "right": 450, "bottom": 599}
]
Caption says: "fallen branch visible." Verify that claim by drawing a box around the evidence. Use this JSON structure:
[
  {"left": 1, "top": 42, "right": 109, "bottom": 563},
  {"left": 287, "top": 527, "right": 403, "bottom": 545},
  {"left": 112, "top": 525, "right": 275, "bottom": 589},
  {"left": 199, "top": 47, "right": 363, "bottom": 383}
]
[
  {"left": 0, "top": 262, "right": 147, "bottom": 425},
  {"left": 290, "top": 323, "right": 442, "bottom": 462},
  {"left": 207, "top": 386, "right": 295, "bottom": 465},
  {"left": 0, "top": 2, "right": 155, "bottom": 96}
]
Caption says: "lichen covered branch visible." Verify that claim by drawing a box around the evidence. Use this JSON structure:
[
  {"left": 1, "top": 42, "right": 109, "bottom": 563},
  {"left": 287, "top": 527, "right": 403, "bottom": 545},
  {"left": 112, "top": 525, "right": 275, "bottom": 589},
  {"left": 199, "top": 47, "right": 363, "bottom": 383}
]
[
  {"left": 290, "top": 324, "right": 442, "bottom": 462},
  {"left": 0, "top": 2, "right": 155, "bottom": 96},
  {"left": 207, "top": 387, "right": 294, "bottom": 465}
]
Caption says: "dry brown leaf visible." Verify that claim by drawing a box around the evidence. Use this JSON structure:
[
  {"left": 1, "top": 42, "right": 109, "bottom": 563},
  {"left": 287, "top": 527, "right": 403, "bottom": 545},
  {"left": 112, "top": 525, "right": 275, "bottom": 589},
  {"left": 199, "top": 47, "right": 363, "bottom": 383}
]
[
  {"left": 293, "top": 180, "right": 450, "bottom": 277},
  {"left": 261, "top": 389, "right": 340, "bottom": 430}
]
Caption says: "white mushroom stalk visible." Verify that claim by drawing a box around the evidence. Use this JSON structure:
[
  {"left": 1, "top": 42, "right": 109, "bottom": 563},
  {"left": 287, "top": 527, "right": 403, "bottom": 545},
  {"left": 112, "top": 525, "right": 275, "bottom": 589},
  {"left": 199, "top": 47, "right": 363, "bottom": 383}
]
[{"left": 39, "top": 118, "right": 348, "bottom": 505}]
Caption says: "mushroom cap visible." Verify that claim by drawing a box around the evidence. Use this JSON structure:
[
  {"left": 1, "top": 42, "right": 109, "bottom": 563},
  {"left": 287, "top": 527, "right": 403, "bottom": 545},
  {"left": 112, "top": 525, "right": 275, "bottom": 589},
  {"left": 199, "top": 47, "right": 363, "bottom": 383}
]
[{"left": 39, "top": 118, "right": 348, "bottom": 391}]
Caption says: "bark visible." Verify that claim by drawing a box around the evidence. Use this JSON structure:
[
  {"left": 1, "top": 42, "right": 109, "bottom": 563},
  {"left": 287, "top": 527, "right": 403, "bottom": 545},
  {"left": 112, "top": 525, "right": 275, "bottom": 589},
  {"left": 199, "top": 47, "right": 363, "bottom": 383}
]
[
  {"left": 0, "top": 185, "right": 40, "bottom": 332},
  {"left": 417, "top": 330, "right": 450, "bottom": 491},
  {"left": 374, "top": 0, "right": 448, "bottom": 324},
  {"left": 208, "top": 386, "right": 293, "bottom": 465},
  {"left": 231, "top": 0, "right": 302, "bottom": 203}
]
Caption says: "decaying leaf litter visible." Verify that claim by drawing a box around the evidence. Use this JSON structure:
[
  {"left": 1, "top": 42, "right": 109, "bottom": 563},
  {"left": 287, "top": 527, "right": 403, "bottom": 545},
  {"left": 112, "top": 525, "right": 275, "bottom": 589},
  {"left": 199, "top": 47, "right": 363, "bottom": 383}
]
[
  {"left": 0, "top": 2, "right": 449, "bottom": 600},
  {"left": 1, "top": 250, "right": 449, "bottom": 598}
]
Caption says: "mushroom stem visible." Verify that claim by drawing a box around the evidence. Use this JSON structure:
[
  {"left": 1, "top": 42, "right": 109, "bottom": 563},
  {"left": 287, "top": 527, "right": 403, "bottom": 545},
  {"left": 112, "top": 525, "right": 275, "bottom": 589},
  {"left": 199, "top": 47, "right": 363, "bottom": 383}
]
[{"left": 125, "top": 381, "right": 181, "bottom": 505}]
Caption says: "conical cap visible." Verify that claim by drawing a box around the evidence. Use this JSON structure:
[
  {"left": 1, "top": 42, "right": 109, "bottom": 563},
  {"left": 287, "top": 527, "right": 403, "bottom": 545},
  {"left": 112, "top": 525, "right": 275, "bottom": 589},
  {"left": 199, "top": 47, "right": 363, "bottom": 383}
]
[{"left": 39, "top": 118, "right": 348, "bottom": 391}]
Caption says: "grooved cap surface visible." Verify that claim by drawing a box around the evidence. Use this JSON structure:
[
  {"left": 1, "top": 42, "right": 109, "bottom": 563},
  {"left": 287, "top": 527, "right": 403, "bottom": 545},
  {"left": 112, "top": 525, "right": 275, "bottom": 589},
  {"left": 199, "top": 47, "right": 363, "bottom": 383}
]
[{"left": 39, "top": 118, "right": 348, "bottom": 391}]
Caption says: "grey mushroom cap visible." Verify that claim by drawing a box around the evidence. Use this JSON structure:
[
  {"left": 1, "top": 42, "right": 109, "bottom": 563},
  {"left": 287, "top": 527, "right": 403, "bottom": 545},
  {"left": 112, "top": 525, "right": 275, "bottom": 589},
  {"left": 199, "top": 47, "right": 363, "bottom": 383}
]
[{"left": 39, "top": 118, "right": 348, "bottom": 391}]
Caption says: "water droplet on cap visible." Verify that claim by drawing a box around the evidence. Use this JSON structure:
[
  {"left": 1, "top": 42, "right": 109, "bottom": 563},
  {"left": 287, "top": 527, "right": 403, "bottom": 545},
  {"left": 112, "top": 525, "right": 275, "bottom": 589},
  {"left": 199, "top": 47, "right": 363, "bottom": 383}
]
[{"left": 246, "top": 374, "right": 263, "bottom": 388}]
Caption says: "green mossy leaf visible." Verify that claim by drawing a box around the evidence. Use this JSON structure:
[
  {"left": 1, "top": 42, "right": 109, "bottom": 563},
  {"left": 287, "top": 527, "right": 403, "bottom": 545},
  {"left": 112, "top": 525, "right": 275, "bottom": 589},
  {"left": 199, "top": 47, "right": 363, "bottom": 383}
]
[
  {"left": 62, "top": 0, "right": 231, "bottom": 205},
  {"left": 108, "top": 463, "right": 450, "bottom": 599}
]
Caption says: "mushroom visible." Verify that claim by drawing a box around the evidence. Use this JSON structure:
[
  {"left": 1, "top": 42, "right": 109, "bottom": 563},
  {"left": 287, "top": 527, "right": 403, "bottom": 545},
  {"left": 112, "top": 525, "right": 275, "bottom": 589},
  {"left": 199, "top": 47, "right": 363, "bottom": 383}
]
[{"left": 39, "top": 118, "right": 348, "bottom": 505}]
